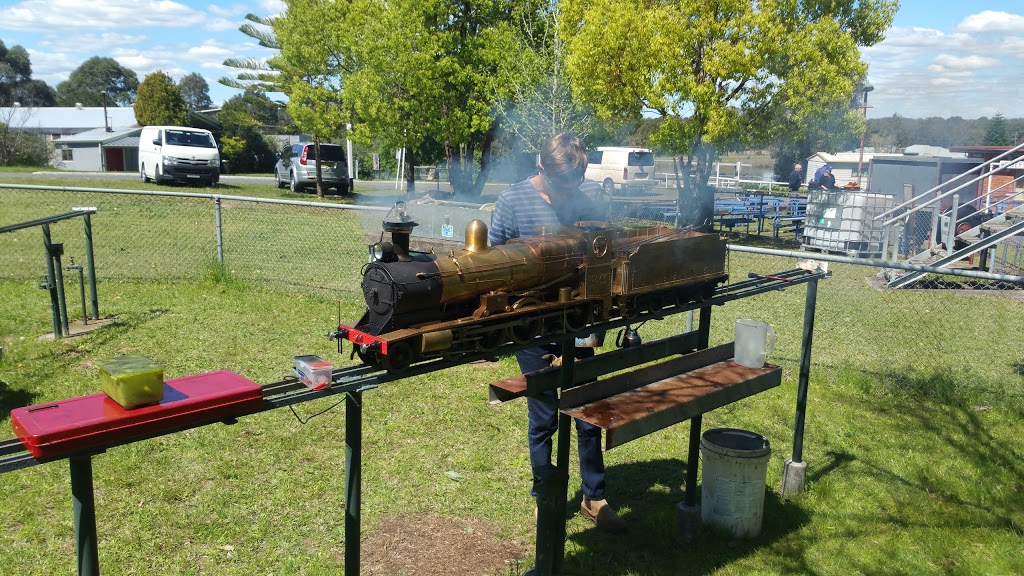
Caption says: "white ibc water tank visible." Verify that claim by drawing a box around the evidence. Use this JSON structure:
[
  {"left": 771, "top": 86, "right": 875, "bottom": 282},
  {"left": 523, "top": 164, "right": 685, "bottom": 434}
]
[{"left": 802, "top": 190, "right": 895, "bottom": 257}]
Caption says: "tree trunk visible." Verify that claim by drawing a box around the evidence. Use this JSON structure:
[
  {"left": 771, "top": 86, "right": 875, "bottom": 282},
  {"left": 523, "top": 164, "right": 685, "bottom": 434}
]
[
  {"left": 313, "top": 135, "right": 324, "bottom": 199},
  {"left": 404, "top": 146, "right": 416, "bottom": 196},
  {"left": 469, "top": 124, "right": 496, "bottom": 197}
]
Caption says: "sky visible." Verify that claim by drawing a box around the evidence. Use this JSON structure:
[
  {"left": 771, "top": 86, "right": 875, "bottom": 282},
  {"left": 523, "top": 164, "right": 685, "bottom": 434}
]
[{"left": 1, "top": 0, "right": 1023, "bottom": 120}]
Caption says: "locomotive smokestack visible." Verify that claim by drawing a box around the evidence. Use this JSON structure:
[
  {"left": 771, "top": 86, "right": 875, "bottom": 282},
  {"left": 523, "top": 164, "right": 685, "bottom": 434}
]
[{"left": 382, "top": 201, "right": 418, "bottom": 261}]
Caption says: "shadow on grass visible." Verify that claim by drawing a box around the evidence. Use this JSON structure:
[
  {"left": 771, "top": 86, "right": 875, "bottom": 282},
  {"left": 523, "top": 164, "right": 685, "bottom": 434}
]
[
  {"left": 807, "top": 449, "right": 856, "bottom": 484},
  {"left": 0, "top": 380, "right": 37, "bottom": 421},
  {"left": 835, "top": 368, "right": 1024, "bottom": 535},
  {"left": 562, "top": 458, "right": 812, "bottom": 575}
]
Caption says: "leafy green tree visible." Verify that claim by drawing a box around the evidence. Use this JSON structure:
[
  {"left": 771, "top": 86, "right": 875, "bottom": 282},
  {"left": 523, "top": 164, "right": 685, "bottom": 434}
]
[
  {"left": 346, "top": 0, "right": 539, "bottom": 197},
  {"left": 274, "top": 0, "right": 353, "bottom": 198},
  {"left": 495, "top": 8, "right": 595, "bottom": 157},
  {"left": 134, "top": 71, "right": 187, "bottom": 126},
  {"left": 984, "top": 113, "right": 1010, "bottom": 146},
  {"left": 560, "top": 0, "right": 898, "bottom": 228},
  {"left": 220, "top": 90, "right": 288, "bottom": 132},
  {"left": 178, "top": 72, "right": 213, "bottom": 110},
  {"left": 0, "top": 41, "right": 56, "bottom": 106},
  {"left": 56, "top": 57, "right": 139, "bottom": 107},
  {"left": 220, "top": 13, "right": 288, "bottom": 94}
]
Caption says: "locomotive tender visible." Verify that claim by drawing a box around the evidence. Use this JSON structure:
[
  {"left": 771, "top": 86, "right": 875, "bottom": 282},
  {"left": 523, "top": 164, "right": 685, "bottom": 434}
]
[{"left": 334, "top": 204, "right": 729, "bottom": 372}]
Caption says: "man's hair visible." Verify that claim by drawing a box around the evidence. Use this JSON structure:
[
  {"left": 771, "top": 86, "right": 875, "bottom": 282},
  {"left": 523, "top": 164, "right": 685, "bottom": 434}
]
[
  {"left": 794, "top": 163, "right": 802, "bottom": 169},
  {"left": 539, "top": 132, "right": 588, "bottom": 181}
]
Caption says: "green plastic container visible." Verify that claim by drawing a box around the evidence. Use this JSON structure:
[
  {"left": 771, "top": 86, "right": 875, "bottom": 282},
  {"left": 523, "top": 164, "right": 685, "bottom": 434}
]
[{"left": 97, "top": 354, "right": 165, "bottom": 409}]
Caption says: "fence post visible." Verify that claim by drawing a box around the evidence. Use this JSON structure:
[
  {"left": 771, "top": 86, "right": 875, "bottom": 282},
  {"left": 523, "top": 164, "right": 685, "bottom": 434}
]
[
  {"left": 83, "top": 213, "right": 99, "bottom": 320},
  {"left": 214, "top": 196, "right": 224, "bottom": 265}
]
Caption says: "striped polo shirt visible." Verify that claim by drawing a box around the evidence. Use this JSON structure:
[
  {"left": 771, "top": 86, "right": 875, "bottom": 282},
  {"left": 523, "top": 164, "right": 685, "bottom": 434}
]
[{"left": 488, "top": 178, "right": 608, "bottom": 246}]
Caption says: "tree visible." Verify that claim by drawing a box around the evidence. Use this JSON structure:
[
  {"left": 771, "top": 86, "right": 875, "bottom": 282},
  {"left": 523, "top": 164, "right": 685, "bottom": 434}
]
[
  {"left": 0, "top": 106, "right": 51, "bottom": 166},
  {"left": 560, "top": 0, "right": 898, "bottom": 229},
  {"left": 178, "top": 73, "right": 213, "bottom": 110},
  {"left": 220, "top": 13, "right": 288, "bottom": 95},
  {"left": 274, "top": 0, "right": 353, "bottom": 198},
  {"left": 56, "top": 57, "right": 139, "bottom": 107},
  {"left": 134, "top": 71, "right": 187, "bottom": 126},
  {"left": 220, "top": 90, "right": 288, "bottom": 132},
  {"left": 984, "top": 113, "right": 1010, "bottom": 146},
  {"left": 0, "top": 41, "right": 56, "bottom": 106},
  {"left": 495, "top": 8, "right": 595, "bottom": 158},
  {"left": 344, "top": 0, "right": 537, "bottom": 197}
]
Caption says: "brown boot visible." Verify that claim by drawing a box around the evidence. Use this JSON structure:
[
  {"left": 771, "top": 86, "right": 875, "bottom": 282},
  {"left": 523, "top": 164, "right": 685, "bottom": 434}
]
[{"left": 580, "top": 497, "right": 627, "bottom": 534}]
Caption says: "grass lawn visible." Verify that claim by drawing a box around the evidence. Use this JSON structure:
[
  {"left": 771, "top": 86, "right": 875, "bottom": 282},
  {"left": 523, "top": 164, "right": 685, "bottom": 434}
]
[{"left": 1, "top": 176, "right": 1022, "bottom": 575}]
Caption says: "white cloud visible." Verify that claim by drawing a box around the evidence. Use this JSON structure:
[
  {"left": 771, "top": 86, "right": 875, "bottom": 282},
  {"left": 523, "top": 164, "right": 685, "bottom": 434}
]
[
  {"left": 957, "top": 10, "right": 1024, "bottom": 34},
  {"left": 1003, "top": 37, "right": 1024, "bottom": 57},
  {"left": 0, "top": 0, "right": 204, "bottom": 32},
  {"left": 930, "top": 77, "right": 963, "bottom": 87},
  {"left": 933, "top": 53, "right": 1001, "bottom": 69}
]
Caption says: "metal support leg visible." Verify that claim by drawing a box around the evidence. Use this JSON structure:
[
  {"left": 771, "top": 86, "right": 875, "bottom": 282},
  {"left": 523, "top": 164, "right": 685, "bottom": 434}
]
[
  {"left": 551, "top": 336, "right": 574, "bottom": 575},
  {"left": 782, "top": 278, "right": 818, "bottom": 498},
  {"left": 54, "top": 250, "right": 70, "bottom": 335},
  {"left": 42, "top": 224, "right": 62, "bottom": 338},
  {"left": 70, "top": 456, "right": 100, "bottom": 576},
  {"left": 345, "top": 391, "right": 362, "bottom": 576},
  {"left": 674, "top": 415, "right": 702, "bottom": 542},
  {"left": 529, "top": 336, "right": 575, "bottom": 576},
  {"left": 84, "top": 214, "right": 99, "bottom": 320}
]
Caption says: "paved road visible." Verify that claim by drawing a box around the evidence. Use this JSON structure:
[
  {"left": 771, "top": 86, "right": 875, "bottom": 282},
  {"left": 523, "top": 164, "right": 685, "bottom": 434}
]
[{"left": 0, "top": 170, "right": 681, "bottom": 203}]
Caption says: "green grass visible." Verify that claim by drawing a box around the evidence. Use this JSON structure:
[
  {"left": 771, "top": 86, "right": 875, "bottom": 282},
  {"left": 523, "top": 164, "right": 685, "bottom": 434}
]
[{"left": 1, "top": 178, "right": 1023, "bottom": 575}]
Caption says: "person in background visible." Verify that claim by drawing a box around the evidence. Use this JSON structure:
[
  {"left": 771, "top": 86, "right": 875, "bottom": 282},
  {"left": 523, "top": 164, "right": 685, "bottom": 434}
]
[
  {"left": 488, "top": 132, "right": 626, "bottom": 534},
  {"left": 788, "top": 163, "right": 803, "bottom": 193},
  {"left": 811, "top": 164, "right": 836, "bottom": 190}
]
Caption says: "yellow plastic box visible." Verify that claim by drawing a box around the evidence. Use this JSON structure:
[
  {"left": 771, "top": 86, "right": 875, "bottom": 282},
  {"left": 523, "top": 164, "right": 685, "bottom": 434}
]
[{"left": 97, "top": 354, "right": 165, "bottom": 409}]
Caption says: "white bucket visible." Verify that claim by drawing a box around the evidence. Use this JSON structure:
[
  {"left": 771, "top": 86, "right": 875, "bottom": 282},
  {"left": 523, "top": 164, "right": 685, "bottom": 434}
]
[{"left": 700, "top": 428, "right": 771, "bottom": 538}]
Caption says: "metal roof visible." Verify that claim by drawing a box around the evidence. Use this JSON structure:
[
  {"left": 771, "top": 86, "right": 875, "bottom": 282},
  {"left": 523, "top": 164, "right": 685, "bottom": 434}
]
[
  {"left": 0, "top": 106, "right": 138, "bottom": 131},
  {"left": 56, "top": 127, "right": 142, "bottom": 145}
]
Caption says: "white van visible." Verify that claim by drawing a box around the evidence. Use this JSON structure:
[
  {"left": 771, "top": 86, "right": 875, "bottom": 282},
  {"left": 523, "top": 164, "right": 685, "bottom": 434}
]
[
  {"left": 585, "top": 146, "right": 656, "bottom": 195},
  {"left": 139, "top": 126, "right": 220, "bottom": 185}
]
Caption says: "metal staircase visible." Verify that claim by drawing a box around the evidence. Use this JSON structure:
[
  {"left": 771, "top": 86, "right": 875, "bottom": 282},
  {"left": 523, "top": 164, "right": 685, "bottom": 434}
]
[
  {"left": 888, "top": 217, "right": 1024, "bottom": 288},
  {"left": 874, "top": 142, "right": 1024, "bottom": 288}
]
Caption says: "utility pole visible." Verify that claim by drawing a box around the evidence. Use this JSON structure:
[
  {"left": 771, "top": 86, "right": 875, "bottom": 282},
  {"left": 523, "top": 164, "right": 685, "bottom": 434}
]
[
  {"left": 100, "top": 91, "right": 111, "bottom": 132},
  {"left": 857, "top": 80, "right": 874, "bottom": 189}
]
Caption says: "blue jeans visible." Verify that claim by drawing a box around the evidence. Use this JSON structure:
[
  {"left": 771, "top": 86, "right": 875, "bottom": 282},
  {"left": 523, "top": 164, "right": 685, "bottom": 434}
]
[{"left": 517, "top": 345, "right": 606, "bottom": 500}]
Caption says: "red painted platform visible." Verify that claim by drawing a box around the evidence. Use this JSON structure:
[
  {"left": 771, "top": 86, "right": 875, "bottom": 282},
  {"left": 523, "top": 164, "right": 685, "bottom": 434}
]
[{"left": 10, "top": 371, "right": 263, "bottom": 459}]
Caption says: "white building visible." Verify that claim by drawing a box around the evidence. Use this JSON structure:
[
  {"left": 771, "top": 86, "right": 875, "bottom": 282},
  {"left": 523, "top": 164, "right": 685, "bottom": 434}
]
[{"left": 805, "top": 150, "right": 881, "bottom": 188}]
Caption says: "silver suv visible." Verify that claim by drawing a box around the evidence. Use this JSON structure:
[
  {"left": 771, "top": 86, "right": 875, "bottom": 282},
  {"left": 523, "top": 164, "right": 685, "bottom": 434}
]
[{"left": 275, "top": 142, "right": 350, "bottom": 193}]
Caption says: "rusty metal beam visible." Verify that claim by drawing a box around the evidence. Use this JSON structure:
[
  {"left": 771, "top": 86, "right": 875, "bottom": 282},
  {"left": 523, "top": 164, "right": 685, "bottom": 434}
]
[
  {"left": 486, "top": 331, "right": 702, "bottom": 403},
  {"left": 561, "top": 356, "right": 782, "bottom": 450}
]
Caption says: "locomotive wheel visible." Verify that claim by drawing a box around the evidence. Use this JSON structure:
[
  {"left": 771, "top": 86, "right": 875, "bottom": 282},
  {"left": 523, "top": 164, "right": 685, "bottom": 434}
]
[
  {"left": 478, "top": 327, "right": 507, "bottom": 352},
  {"left": 383, "top": 341, "right": 414, "bottom": 373},
  {"left": 509, "top": 317, "right": 542, "bottom": 344},
  {"left": 563, "top": 303, "right": 593, "bottom": 333}
]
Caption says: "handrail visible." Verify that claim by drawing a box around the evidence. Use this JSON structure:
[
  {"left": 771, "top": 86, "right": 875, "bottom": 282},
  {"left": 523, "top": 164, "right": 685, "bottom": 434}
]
[
  {"left": 952, "top": 174, "right": 1024, "bottom": 227},
  {"left": 876, "top": 141, "right": 1024, "bottom": 225}
]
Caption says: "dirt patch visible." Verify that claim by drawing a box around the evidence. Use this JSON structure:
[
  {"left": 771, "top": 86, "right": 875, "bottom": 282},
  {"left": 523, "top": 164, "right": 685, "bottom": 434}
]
[{"left": 362, "top": 513, "right": 526, "bottom": 576}]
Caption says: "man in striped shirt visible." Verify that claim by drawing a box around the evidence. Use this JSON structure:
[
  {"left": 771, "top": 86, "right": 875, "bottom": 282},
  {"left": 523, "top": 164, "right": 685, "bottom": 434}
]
[{"left": 488, "top": 132, "right": 626, "bottom": 534}]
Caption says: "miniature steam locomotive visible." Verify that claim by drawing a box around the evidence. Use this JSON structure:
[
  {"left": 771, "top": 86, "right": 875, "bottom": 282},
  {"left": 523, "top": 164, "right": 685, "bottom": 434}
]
[{"left": 333, "top": 204, "right": 729, "bottom": 372}]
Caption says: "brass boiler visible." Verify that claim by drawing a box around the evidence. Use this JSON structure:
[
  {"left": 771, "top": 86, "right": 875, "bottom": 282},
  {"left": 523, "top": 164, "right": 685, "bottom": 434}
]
[{"left": 433, "top": 220, "right": 589, "bottom": 306}]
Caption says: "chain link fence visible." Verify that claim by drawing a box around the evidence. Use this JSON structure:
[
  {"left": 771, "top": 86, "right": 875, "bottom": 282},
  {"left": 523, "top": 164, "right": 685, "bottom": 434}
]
[{"left": 2, "top": 185, "right": 1022, "bottom": 409}]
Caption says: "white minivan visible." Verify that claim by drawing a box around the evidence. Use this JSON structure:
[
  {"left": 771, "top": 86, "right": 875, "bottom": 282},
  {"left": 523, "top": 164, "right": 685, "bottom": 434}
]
[
  {"left": 139, "top": 126, "right": 220, "bottom": 185},
  {"left": 585, "top": 146, "right": 656, "bottom": 195}
]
